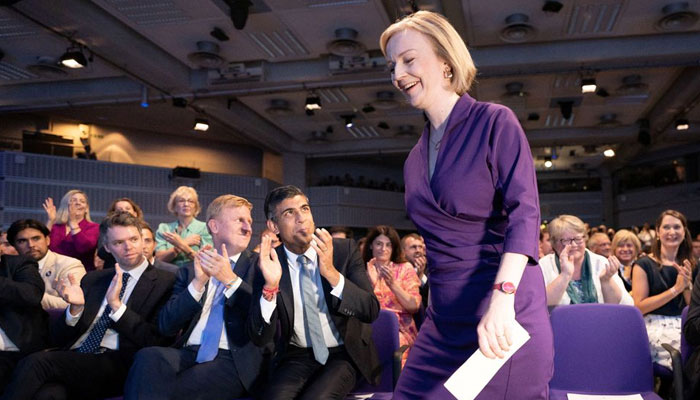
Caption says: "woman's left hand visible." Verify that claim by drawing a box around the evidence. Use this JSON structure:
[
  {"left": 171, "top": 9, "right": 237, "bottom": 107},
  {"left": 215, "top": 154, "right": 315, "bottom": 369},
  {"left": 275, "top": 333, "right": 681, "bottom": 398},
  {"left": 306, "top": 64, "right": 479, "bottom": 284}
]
[
  {"left": 477, "top": 291, "right": 515, "bottom": 359},
  {"left": 378, "top": 263, "right": 395, "bottom": 288}
]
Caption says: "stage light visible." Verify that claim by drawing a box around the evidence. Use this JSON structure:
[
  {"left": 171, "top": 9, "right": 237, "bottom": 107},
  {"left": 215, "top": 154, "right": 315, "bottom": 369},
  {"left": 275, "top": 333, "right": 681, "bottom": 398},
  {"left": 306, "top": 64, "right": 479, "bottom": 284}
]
[
  {"left": 305, "top": 94, "right": 321, "bottom": 111},
  {"left": 342, "top": 115, "right": 355, "bottom": 128},
  {"left": 603, "top": 148, "right": 615, "bottom": 158},
  {"left": 140, "top": 86, "right": 149, "bottom": 108},
  {"left": 581, "top": 78, "right": 597, "bottom": 94},
  {"left": 544, "top": 157, "right": 553, "bottom": 168},
  {"left": 60, "top": 45, "right": 87, "bottom": 69},
  {"left": 194, "top": 118, "right": 209, "bottom": 132},
  {"left": 676, "top": 118, "right": 690, "bottom": 131}
]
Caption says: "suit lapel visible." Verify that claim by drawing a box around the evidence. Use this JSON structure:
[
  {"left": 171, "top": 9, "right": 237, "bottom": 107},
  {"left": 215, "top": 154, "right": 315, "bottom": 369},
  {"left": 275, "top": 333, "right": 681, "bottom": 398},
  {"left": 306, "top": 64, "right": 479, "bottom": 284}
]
[
  {"left": 277, "top": 247, "right": 294, "bottom": 328},
  {"left": 126, "top": 264, "right": 156, "bottom": 312},
  {"left": 233, "top": 251, "right": 251, "bottom": 280}
]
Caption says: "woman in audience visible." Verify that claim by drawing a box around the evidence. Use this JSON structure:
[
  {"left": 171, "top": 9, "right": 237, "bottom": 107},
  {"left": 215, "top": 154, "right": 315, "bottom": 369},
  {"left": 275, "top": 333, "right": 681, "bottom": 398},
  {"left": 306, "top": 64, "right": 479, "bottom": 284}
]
[
  {"left": 362, "top": 225, "right": 421, "bottom": 366},
  {"left": 155, "top": 186, "right": 211, "bottom": 267},
  {"left": 638, "top": 222, "right": 656, "bottom": 252},
  {"left": 95, "top": 198, "right": 145, "bottom": 269},
  {"left": 611, "top": 229, "right": 642, "bottom": 291},
  {"left": 539, "top": 215, "right": 633, "bottom": 306},
  {"left": 632, "top": 209, "right": 696, "bottom": 370},
  {"left": 43, "top": 189, "right": 99, "bottom": 271}
]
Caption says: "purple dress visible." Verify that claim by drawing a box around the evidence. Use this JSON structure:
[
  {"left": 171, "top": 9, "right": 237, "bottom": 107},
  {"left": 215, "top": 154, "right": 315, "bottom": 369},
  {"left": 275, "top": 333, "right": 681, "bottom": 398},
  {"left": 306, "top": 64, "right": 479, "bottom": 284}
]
[{"left": 394, "top": 94, "right": 553, "bottom": 399}]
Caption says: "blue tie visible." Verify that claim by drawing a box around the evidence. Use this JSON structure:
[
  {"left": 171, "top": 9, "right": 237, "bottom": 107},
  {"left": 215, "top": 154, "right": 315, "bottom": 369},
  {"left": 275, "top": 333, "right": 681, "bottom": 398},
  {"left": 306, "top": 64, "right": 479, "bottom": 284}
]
[
  {"left": 196, "top": 260, "right": 234, "bottom": 363},
  {"left": 76, "top": 272, "right": 130, "bottom": 354},
  {"left": 298, "top": 255, "right": 329, "bottom": 364}
]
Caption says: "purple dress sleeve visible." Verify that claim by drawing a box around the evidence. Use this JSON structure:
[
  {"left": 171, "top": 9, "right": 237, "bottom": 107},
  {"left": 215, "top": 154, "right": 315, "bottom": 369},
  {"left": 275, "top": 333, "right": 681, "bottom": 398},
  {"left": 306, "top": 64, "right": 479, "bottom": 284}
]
[
  {"left": 487, "top": 108, "right": 540, "bottom": 263},
  {"left": 49, "top": 220, "right": 99, "bottom": 271}
]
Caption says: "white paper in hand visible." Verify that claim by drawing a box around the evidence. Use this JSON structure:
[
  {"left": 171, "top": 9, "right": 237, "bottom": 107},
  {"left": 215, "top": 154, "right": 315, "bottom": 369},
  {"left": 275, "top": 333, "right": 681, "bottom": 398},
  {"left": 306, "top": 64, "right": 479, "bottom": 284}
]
[{"left": 444, "top": 321, "right": 530, "bottom": 400}]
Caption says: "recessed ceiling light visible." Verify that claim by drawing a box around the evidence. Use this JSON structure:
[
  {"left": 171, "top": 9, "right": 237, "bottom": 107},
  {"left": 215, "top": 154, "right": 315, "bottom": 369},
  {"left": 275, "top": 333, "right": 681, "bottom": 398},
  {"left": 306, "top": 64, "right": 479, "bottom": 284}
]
[{"left": 194, "top": 118, "right": 209, "bottom": 132}]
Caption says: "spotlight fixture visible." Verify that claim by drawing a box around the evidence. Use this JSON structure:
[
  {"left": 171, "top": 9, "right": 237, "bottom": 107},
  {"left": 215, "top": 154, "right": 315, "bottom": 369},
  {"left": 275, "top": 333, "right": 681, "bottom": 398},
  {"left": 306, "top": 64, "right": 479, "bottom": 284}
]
[
  {"left": 60, "top": 45, "right": 88, "bottom": 69},
  {"left": 675, "top": 118, "right": 690, "bottom": 130},
  {"left": 193, "top": 118, "right": 209, "bottom": 132},
  {"left": 377, "top": 121, "right": 390, "bottom": 130},
  {"left": 140, "top": 86, "right": 149, "bottom": 108},
  {"left": 544, "top": 157, "right": 553, "bottom": 168},
  {"left": 228, "top": 0, "right": 252, "bottom": 30},
  {"left": 527, "top": 112, "right": 540, "bottom": 121},
  {"left": 172, "top": 97, "right": 188, "bottom": 108},
  {"left": 305, "top": 94, "right": 322, "bottom": 111},
  {"left": 558, "top": 100, "right": 574, "bottom": 120},
  {"left": 342, "top": 115, "right": 355, "bottom": 128},
  {"left": 581, "top": 78, "right": 597, "bottom": 94},
  {"left": 362, "top": 104, "right": 376, "bottom": 113},
  {"left": 210, "top": 27, "right": 230, "bottom": 42},
  {"left": 603, "top": 148, "right": 616, "bottom": 158}
]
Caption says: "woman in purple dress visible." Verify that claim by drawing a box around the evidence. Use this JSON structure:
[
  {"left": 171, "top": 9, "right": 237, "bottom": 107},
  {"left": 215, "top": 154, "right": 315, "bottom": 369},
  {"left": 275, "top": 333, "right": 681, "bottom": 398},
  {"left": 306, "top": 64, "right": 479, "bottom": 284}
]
[{"left": 380, "top": 11, "right": 553, "bottom": 399}]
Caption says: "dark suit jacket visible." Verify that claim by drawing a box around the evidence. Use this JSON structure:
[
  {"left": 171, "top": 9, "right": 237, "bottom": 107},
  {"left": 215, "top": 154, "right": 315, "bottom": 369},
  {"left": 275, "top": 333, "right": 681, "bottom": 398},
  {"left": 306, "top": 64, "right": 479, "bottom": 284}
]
[
  {"left": 0, "top": 255, "right": 48, "bottom": 353},
  {"left": 51, "top": 263, "right": 175, "bottom": 354},
  {"left": 158, "top": 250, "right": 268, "bottom": 391},
  {"left": 248, "top": 238, "right": 381, "bottom": 385}
]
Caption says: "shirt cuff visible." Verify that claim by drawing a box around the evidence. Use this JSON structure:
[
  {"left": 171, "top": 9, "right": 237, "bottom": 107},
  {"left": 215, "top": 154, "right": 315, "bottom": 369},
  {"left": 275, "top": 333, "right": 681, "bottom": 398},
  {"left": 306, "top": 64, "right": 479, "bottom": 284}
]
[
  {"left": 260, "top": 295, "right": 277, "bottom": 324},
  {"left": 110, "top": 303, "right": 127, "bottom": 322},
  {"left": 188, "top": 281, "right": 206, "bottom": 302},
  {"left": 223, "top": 278, "right": 243, "bottom": 298},
  {"left": 65, "top": 307, "right": 82, "bottom": 326},
  {"left": 330, "top": 273, "right": 345, "bottom": 299}
]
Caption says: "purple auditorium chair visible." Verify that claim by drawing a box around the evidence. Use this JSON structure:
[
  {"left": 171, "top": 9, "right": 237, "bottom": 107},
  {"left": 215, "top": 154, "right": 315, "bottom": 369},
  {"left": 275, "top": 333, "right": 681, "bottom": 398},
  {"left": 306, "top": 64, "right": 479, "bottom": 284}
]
[
  {"left": 549, "top": 304, "right": 662, "bottom": 400},
  {"left": 347, "top": 309, "right": 406, "bottom": 399}
]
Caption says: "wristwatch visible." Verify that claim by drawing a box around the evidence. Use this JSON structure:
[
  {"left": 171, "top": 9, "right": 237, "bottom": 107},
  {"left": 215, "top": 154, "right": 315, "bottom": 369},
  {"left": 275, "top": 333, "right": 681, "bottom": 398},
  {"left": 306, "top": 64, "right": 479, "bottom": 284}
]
[{"left": 493, "top": 281, "right": 517, "bottom": 294}]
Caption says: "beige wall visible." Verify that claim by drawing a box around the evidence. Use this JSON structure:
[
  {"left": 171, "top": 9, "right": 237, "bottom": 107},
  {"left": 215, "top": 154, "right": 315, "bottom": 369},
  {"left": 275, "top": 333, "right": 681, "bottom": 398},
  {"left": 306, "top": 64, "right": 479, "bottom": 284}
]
[{"left": 1, "top": 116, "right": 262, "bottom": 176}]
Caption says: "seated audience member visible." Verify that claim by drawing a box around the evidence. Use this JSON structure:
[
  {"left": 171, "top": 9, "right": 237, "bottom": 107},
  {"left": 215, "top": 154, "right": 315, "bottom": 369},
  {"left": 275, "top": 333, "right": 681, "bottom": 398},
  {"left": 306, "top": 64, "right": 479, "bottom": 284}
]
[
  {"left": 43, "top": 190, "right": 100, "bottom": 271},
  {"left": 252, "top": 228, "right": 281, "bottom": 253},
  {"left": 587, "top": 231, "right": 612, "bottom": 258},
  {"left": 156, "top": 186, "right": 213, "bottom": 267},
  {"left": 611, "top": 229, "right": 642, "bottom": 292},
  {"left": 693, "top": 237, "right": 700, "bottom": 264},
  {"left": 125, "top": 195, "right": 265, "bottom": 400},
  {"left": 249, "top": 185, "right": 380, "bottom": 399},
  {"left": 329, "top": 226, "right": 353, "bottom": 240},
  {"left": 0, "top": 252, "right": 47, "bottom": 392},
  {"left": 637, "top": 222, "right": 656, "bottom": 251},
  {"left": 97, "top": 198, "right": 146, "bottom": 270},
  {"left": 401, "top": 233, "right": 429, "bottom": 308},
  {"left": 7, "top": 219, "right": 87, "bottom": 310},
  {"left": 141, "top": 223, "right": 178, "bottom": 274},
  {"left": 364, "top": 226, "right": 421, "bottom": 366},
  {"left": 0, "top": 231, "right": 18, "bottom": 256},
  {"left": 0, "top": 213, "right": 175, "bottom": 400},
  {"left": 539, "top": 226, "right": 554, "bottom": 259},
  {"left": 539, "top": 215, "right": 633, "bottom": 306},
  {"left": 357, "top": 237, "right": 367, "bottom": 255},
  {"left": 633, "top": 209, "right": 695, "bottom": 371}
]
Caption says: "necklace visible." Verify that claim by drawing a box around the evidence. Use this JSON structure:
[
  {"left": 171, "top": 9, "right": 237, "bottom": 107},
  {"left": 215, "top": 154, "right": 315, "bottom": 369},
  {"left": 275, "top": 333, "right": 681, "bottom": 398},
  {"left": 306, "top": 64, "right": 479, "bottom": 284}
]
[{"left": 429, "top": 128, "right": 445, "bottom": 151}]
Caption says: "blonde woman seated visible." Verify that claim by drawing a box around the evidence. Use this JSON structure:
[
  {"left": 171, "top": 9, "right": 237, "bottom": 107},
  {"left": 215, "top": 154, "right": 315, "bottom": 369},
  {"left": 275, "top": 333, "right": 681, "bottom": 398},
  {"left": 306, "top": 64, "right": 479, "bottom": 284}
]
[
  {"left": 611, "top": 229, "right": 642, "bottom": 291},
  {"left": 155, "top": 186, "right": 212, "bottom": 267},
  {"left": 362, "top": 225, "right": 421, "bottom": 366},
  {"left": 539, "top": 215, "right": 633, "bottom": 306}
]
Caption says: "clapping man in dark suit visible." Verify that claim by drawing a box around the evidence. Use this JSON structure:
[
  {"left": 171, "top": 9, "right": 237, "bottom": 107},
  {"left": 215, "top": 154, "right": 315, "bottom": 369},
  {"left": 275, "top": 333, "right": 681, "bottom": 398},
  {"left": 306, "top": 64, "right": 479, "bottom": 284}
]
[
  {"left": 125, "top": 194, "right": 266, "bottom": 400},
  {"left": 1, "top": 212, "right": 175, "bottom": 400},
  {"left": 0, "top": 252, "right": 47, "bottom": 393},
  {"left": 248, "top": 185, "right": 381, "bottom": 399}
]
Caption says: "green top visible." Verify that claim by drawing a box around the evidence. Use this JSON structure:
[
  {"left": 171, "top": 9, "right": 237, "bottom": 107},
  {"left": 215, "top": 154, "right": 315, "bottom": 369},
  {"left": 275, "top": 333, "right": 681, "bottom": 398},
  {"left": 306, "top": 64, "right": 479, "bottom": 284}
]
[{"left": 155, "top": 218, "right": 212, "bottom": 267}]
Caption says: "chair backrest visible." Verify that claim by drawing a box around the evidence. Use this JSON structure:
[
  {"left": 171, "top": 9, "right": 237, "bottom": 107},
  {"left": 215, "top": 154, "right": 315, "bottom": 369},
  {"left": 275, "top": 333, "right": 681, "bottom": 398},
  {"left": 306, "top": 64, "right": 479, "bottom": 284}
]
[
  {"left": 682, "top": 306, "right": 691, "bottom": 364},
  {"left": 353, "top": 310, "right": 400, "bottom": 393},
  {"left": 550, "top": 304, "right": 654, "bottom": 393}
]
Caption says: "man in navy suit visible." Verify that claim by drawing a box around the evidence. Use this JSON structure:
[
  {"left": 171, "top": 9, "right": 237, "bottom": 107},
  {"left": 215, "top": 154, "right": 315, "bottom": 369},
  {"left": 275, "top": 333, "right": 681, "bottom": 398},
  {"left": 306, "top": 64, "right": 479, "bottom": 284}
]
[
  {"left": 249, "top": 185, "right": 380, "bottom": 399},
  {"left": 124, "top": 194, "right": 267, "bottom": 400},
  {"left": 1, "top": 212, "right": 175, "bottom": 400}
]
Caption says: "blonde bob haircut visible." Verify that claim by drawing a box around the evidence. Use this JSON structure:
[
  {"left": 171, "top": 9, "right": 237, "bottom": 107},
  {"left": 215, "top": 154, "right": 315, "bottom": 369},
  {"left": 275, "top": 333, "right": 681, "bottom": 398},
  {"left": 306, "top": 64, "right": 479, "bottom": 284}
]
[
  {"left": 611, "top": 229, "right": 642, "bottom": 256},
  {"left": 206, "top": 194, "right": 253, "bottom": 222},
  {"left": 379, "top": 10, "right": 477, "bottom": 96},
  {"left": 547, "top": 215, "right": 587, "bottom": 246},
  {"left": 166, "top": 186, "right": 201, "bottom": 217},
  {"left": 55, "top": 189, "right": 92, "bottom": 224}
]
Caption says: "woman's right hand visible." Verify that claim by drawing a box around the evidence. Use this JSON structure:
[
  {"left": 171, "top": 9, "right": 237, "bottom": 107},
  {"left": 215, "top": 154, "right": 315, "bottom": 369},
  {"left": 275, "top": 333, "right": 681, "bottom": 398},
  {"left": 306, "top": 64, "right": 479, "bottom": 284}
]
[
  {"left": 673, "top": 260, "right": 692, "bottom": 292},
  {"left": 184, "top": 234, "right": 202, "bottom": 247},
  {"left": 559, "top": 244, "right": 575, "bottom": 278},
  {"left": 43, "top": 197, "right": 56, "bottom": 222}
]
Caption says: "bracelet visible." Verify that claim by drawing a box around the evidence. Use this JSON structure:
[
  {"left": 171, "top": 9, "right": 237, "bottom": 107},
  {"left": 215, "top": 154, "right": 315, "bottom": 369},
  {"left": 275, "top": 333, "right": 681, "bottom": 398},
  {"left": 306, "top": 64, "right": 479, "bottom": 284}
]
[
  {"left": 262, "top": 285, "right": 279, "bottom": 301},
  {"left": 223, "top": 277, "right": 238, "bottom": 289},
  {"left": 670, "top": 287, "right": 678, "bottom": 296}
]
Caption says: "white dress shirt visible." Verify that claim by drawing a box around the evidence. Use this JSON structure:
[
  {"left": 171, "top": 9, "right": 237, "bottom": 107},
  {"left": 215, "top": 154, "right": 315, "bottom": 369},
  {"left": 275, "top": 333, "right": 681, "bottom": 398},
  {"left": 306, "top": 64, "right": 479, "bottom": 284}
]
[
  {"left": 67, "top": 258, "right": 149, "bottom": 350},
  {"left": 0, "top": 326, "right": 19, "bottom": 351},
  {"left": 186, "top": 253, "right": 243, "bottom": 350},
  {"left": 260, "top": 245, "right": 345, "bottom": 348}
]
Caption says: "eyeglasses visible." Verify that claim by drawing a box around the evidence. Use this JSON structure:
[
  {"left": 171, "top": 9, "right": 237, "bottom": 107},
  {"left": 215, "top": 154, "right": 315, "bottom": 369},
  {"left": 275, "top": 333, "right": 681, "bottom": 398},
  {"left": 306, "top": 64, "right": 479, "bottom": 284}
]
[{"left": 558, "top": 236, "right": 585, "bottom": 246}]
